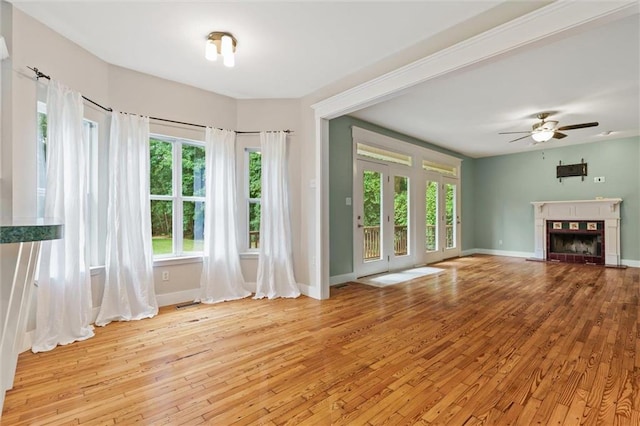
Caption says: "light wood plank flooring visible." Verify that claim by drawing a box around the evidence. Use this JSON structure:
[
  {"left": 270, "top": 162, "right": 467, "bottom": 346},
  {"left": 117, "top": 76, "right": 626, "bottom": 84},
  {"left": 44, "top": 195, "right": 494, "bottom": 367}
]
[{"left": 2, "top": 255, "right": 638, "bottom": 425}]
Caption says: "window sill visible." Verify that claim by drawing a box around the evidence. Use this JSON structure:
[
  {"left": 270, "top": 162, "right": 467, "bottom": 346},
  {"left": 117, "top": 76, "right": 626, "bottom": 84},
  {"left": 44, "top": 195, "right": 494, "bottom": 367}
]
[
  {"left": 153, "top": 256, "right": 203, "bottom": 267},
  {"left": 240, "top": 252, "right": 259, "bottom": 260}
]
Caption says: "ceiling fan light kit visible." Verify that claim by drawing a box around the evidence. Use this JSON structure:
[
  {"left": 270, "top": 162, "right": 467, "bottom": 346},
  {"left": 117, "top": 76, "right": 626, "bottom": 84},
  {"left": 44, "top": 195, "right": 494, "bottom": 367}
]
[{"left": 500, "top": 112, "right": 599, "bottom": 144}]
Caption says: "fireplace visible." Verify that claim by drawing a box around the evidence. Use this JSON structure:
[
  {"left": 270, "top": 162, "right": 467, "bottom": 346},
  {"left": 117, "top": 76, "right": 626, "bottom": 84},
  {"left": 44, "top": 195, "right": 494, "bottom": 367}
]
[
  {"left": 531, "top": 199, "right": 622, "bottom": 266},
  {"left": 546, "top": 220, "right": 604, "bottom": 264}
]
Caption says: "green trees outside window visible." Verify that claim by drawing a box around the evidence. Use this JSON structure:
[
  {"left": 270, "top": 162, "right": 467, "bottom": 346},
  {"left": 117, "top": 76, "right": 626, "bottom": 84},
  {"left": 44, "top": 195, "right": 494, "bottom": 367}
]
[
  {"left": 150, "top": 136, "right": 205, "bottom": 256},
  {"left": 360, "top": 172, "right": 455, "bottom": 254},
  {"left": 425, "top": 180, "right": 456, "bottom": 251},
  {"left": 247, "top": 150, "right": 261, "bottom": 249},
  {"left": 425, "top": 181, "right": 438, "bottom": 251}
]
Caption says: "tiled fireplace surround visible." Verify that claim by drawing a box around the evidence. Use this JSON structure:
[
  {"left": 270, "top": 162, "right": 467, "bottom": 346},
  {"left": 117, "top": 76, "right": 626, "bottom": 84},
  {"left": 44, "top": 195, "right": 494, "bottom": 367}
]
[{"left": 531, "top": 199, "right": 622, "bottom": 266}]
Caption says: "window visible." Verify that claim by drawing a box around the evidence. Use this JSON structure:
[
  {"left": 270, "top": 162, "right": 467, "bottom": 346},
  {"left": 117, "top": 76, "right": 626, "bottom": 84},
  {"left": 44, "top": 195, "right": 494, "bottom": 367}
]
[
  {"left": 37, "top": 103, "right": 47, "bottom": 217},
  {"left": 246, "top": 149, "right": 261, "bottom": 250},
  {"left": 37, "top": 101, "right": 101, "bottom": 265},
  {"left": 422, "top": 159, "right": 457, "bottom": 177},
  {"left": 357, "top": 143, "right": 412, "bottom": 166},
  {"left": 149, "top": 135, "right": 205, "bottom": 257}
]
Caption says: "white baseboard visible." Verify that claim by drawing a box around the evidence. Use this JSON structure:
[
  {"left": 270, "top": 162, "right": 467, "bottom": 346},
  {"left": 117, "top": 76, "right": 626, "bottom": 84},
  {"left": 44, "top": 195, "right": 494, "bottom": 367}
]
[
  {"left": 298, "top": 282, "right": 321, "bottom": 299},
  {"left": 155, "top": 288, "right": 201, "bottom": 307},
  {"left": 471, "top": 248, "right": 534, "bottom": 258},
  {"left": 466, "top": 249, "right": 639, "bottom": 268},
  {"left": 330, "top": 273, "right": 356, "bottom": 286},
  {"left": 21, "top": 330, "right": 34, "bottom": 353}
]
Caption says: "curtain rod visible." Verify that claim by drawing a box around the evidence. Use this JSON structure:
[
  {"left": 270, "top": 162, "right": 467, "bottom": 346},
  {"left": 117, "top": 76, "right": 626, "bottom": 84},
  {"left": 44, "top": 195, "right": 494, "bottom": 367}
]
[{"left": 28, "top": 66, "right": 292, "bottom": 135}]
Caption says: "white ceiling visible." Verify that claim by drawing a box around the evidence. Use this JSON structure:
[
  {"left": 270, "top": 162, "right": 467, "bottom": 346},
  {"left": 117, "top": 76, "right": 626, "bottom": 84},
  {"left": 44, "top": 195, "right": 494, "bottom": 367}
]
[
  {"left": 351, "top": 11, "right": 640, "bottom": 158},
  {"left": 10, "top": 1, "right": 503, "bottom": 99},
  {"left": 10, "top": 1, "right": 640, "bottom": 158}
]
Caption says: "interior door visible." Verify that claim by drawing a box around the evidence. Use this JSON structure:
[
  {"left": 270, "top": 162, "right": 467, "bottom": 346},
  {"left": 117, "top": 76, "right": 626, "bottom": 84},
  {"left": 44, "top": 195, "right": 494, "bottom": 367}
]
[{"left": 355, "top": 160, "right": 389, "bottom": 277}]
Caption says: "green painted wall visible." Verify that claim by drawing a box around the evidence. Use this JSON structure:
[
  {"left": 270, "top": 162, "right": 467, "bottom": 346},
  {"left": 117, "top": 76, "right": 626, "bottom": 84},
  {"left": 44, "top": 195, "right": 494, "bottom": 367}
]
[
  {"left": 329, "top": 118, "right": 639, "bottom": 277},
  {"left": 474, "top": 137, "right": 640, "bottom": 261},
  {"left": 329, "top": 116, "right": 476, "bottom": 277}
]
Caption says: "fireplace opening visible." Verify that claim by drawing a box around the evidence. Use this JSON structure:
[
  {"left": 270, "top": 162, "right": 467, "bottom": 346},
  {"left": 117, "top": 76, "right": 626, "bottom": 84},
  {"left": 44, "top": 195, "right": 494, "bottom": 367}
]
[
  {"left": 550, "top": 233, "right": 601, "bottom": 256},
  {"left": 546, "top": 220, "right": 605, "bottom": 265}
]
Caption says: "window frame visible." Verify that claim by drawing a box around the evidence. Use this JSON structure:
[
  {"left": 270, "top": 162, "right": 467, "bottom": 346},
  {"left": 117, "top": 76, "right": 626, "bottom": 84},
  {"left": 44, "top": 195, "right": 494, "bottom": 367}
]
[
  {"left": 149, "top": 133, "right": 206, "bottom": 258},
  {"left": 244, "top": 147, "right": 261, "bottom": 252},
  {"left": 37, "top": 101, "right": 102, "bottom": 267},
  {"left": 235, "top": 137, "right": 262, "bottom": 255}
]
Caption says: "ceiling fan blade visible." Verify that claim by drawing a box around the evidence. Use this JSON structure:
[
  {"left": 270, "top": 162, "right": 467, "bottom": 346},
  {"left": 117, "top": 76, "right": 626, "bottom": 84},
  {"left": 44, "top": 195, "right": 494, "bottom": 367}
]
[
  {"left": 553, "top": 132, "right": 567, "bottom": 139},
  {"left": 508, "top": 135, "right": 532, "bottom": 143},
  {"left": 499, "top": 131, "right": 531, "bottom": 135},
  {"left": 557, "top": 122, "right": 599, "bottom": 131}
]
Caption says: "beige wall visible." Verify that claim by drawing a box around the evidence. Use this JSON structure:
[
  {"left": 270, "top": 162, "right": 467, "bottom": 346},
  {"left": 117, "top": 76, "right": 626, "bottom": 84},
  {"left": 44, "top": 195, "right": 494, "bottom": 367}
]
[
  {"left": 1, "top": 4, "right": 315, "bottom": 342},
  {"left": 236, "top": 99, "right": 308, "bottom": 287}
]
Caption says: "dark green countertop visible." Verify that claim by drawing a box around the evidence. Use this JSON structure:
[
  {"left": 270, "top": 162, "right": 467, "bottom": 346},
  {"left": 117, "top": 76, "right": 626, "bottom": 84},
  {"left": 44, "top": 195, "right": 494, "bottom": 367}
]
[{"left": 0, "top": 219, "right": 63, "bottom": 244}]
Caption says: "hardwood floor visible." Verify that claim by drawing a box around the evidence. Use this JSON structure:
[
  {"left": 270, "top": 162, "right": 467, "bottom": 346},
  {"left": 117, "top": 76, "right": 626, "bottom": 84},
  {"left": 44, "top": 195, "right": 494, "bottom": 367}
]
[{"left": 2, "top": 255, "right": 638, "bottom": 425}]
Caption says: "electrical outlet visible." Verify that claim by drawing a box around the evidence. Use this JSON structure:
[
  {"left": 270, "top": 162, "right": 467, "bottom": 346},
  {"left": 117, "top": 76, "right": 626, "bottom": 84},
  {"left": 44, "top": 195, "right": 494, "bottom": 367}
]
[
  {"left": 162, "top": 271, "right": 169, "bottom": 281},
  {"left": 499, "top": 240, "right": 503, "bottom": 246},
  {"left": 594, "top": 176, "right": 605, "bottom": 183}
]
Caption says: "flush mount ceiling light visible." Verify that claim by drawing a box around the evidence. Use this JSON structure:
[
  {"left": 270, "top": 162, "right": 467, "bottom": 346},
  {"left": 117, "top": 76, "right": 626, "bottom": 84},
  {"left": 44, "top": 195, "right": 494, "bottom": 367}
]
[{"left": 205, "top": 32, "right": 237, "bottom": 67}]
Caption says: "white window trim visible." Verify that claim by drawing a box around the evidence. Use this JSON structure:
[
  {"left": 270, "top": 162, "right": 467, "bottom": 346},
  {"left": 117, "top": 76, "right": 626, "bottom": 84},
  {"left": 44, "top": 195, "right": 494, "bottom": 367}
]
[
  {"left": 150, "top": 134, "right": 205, "bottom": 259},
  {"left": 236, "top": 138, "right": 261, "bottom": 254}
]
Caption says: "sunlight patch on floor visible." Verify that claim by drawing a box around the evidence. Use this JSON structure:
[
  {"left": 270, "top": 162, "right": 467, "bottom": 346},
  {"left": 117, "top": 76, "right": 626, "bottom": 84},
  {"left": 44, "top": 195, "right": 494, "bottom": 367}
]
[{"left": 357, "top": 266, "right": 445, "bottom": 287}]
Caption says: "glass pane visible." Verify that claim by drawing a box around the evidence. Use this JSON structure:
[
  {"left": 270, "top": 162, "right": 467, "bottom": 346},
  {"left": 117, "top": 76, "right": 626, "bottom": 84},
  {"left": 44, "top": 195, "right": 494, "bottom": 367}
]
[
  {"left": 151, "top": 200, "right": 173, "bottom": 255},
  {"left": 150, "top": 138, "right": 173, "bottom": 196},
  {"left": 394, "top": 176, "right": 409, "bottom": 256},
  {"left": 85, "top": 121, "right": 100, "bottom": 267},
  {"left": 182, "top": 144, "right": 205, "bottom": 197},
  {"left": 425, "top": 181, "right": 438, "bottom": 252},
  {"left": 363, "top": 170, "right": 382, "bottom": 261},
  {"left": 248, "top": 151, "right": 262, "bottom": 199},
  {"left": 183, "top": 201, "right": 205, "bottom": 252},
  {"left": 249, "top": 202, "right": 261, "bottom": 249},
  {"left": 37, "top": 111, "right": 47, "bottom": 217},
  {"left": 445, "top": 183, "right": 456, "bottom": 249}
]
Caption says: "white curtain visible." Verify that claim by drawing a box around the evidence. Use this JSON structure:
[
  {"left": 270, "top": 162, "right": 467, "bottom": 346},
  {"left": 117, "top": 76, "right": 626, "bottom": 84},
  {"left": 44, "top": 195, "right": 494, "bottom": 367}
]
[
  {"left": 197, "top": 128, "right": 250, "bottom": 303},
  {"left": 255, "top": 131, "right": 300, "bottom": 299},
  {"left": 33, "top": 80, "right": 94, "bottom": 352},
  {"left": 96, "top": 112, "right": 157, "bottom": 326}
]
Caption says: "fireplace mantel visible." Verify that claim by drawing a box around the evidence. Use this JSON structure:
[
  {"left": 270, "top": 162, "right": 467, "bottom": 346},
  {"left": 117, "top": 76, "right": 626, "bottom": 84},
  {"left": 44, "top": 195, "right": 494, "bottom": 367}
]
[{"left": 531, "top": 198, "right": 622, "bottom": 266}]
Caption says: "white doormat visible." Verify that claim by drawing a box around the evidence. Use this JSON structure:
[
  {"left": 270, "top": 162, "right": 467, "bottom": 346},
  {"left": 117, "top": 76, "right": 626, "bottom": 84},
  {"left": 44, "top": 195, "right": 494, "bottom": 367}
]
[{"left": 357, "top": 266, "right": 445, "bottom": 287}]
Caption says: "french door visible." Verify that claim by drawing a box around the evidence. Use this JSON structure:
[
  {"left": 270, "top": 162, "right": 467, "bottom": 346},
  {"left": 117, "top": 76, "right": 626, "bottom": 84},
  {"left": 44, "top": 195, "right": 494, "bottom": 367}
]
[
  {"left": 354, "top": 160, "right": 412, "bottom": 277},
  {"left": 423, "top": 172, "right": 460, "bottom": 264}
]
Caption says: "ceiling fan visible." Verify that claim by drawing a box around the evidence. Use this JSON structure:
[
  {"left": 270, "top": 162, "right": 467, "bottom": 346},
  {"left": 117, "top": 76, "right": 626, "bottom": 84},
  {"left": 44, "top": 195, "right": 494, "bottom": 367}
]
[{"left": 500, "top": 112, "right": 599, "bottom": 144}]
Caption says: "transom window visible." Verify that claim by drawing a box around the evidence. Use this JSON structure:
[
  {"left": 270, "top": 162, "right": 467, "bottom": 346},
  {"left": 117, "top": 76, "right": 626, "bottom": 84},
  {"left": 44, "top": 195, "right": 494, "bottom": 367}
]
[
  {"left": 149, "top": 135, "right": 205, "bottom": 257},
  {"left": 422, "top": 159, "right": 457, "bottom": 177},
  {"left": 356, "top": 143, "right": 412, "bottom": 166}
]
